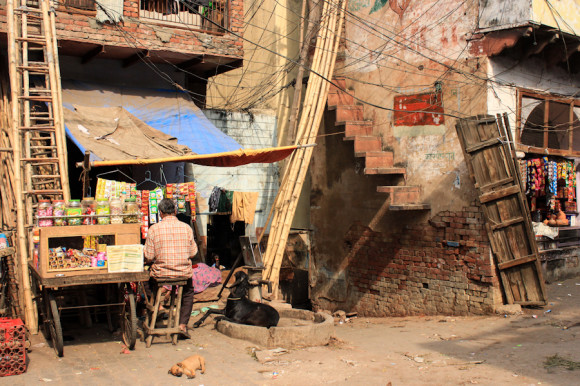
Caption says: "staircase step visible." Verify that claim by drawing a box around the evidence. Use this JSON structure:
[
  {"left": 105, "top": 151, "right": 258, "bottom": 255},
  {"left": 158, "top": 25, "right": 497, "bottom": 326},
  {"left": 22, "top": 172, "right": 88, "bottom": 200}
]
[
  {"left": 377, "top": 186, "right": 422, "bottom": 206},
  {"left": 352, "top": 136, "right": 381, "bottom": 153},
  {"left": 363, "top": 152, "right": 394, "bottom": 168},
  {"left": 364, "top": 167, "right": 406, "bottom": 176},
  {"left": 329, "top": 77, "right": 347, "bottom": 93},
  {"left": 389, "top": 203, "right": 431, "bottom": 211},
  {"left": 337, "top": 121, "right": 373, "bottom": 138},
  {"left": 328, "top": 91, "right": 354, "bottom": 108},
  {"left": 335, "top": 105, "right": 364, "bottom": 122}
]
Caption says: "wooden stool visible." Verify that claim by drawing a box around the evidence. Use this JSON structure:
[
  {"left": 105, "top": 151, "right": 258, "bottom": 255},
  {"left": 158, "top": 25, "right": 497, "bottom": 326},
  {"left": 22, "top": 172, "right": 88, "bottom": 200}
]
[{"left": 143, "top": 278, "right": 188, "bottom": 347}]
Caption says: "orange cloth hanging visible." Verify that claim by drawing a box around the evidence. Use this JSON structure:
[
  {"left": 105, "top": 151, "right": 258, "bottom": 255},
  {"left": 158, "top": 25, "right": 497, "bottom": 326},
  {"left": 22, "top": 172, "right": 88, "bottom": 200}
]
[{"left": 230, "top": 192, "right": 259, "bottom": 224}]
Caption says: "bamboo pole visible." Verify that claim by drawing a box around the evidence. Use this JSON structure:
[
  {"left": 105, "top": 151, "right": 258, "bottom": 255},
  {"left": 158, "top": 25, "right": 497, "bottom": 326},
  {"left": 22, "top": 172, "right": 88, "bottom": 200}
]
[
  {"left": 263, "top": 0, "right": 347, "bottom": 295},
  {"left": 7, "top": 0, "right": 38, "bottom": 332}
]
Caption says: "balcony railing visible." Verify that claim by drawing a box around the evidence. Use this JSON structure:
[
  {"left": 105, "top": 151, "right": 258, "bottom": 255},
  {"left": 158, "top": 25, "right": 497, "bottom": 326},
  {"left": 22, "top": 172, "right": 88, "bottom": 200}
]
[{"left": 140, "top": 0, "right": 228, "bottom": 33}]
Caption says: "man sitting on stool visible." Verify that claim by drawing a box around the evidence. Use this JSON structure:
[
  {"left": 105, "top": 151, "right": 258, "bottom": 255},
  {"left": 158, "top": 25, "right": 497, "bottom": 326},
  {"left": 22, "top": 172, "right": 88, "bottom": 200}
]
[{"left": 144, "top": 198, "right": 197, "bottom": 338}]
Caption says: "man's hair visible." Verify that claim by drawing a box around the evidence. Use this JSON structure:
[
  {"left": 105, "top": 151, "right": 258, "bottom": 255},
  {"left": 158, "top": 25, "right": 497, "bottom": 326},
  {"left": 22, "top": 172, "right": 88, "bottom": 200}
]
[{"left": 158, "top": 198, "right": 176, "bottom": 215}]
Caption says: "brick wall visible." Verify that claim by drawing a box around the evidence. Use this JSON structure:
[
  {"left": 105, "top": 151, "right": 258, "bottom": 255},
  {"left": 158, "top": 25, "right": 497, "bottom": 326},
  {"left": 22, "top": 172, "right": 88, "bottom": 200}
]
[
  {"left": 313, "top": 203, "right": 502, "bottom": 316},
  {"left": 0, "top": 0, "right": 243, "bottom": 57}
]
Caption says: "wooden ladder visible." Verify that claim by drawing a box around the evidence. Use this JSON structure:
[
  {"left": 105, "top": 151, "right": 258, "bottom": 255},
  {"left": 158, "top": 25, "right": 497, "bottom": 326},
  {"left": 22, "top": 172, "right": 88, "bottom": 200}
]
[{"left": 6, "top": 0, "right": 70, "bottom": 332}]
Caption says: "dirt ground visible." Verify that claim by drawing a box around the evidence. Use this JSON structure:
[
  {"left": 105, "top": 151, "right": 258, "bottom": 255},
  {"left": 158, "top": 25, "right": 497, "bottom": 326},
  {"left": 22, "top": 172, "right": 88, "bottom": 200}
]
[{"left": 10, "top": 275, "right": 580, "bottom": 385}]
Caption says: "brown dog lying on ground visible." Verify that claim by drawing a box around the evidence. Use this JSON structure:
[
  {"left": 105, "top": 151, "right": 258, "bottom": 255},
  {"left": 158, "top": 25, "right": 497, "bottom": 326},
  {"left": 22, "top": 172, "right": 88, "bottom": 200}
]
[{"left": 168, "top": 354, "right": 206, "bottom": 378}]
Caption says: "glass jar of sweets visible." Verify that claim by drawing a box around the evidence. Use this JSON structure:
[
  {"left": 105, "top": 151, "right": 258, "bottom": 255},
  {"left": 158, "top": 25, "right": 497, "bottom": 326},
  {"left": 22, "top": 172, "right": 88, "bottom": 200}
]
[
  {"left": 82, "top": 197, "right": 96, "bottom": 225},
  {"left": 123, "top": 197, "right": 139, "bottom": 223},
  {"left": 96, "top": 199, "right": 110, "bottom": 225},
  {"left": 53, "top": 200, "right": 66, "bottom": 226},
  {"left": 110, "top": 197, "right": 123, "bottom": 224},
  {"left": 37, "top": 200, "right": 53, "bottom": 227},
  {"left": 67, "top": 199, "right": 82, "bottom": 226}
]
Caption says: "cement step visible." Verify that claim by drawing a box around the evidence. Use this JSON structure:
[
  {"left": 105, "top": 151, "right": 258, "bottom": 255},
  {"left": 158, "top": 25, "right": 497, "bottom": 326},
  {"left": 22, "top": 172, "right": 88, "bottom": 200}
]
[
  {"left": 377, "top": 185, "right": 423, "bottom": 206},
  {"left": 351, "top": 136, "right": 381, "bottom": 153},
  {"left": 362, "top": 152, "right": 394, "bottom": 168},
  {"left": 364, "top": 167, "right": 406, "bottom": 176},
  {"left": 335, "top": 105, "right": 364, "bottom": 122}
]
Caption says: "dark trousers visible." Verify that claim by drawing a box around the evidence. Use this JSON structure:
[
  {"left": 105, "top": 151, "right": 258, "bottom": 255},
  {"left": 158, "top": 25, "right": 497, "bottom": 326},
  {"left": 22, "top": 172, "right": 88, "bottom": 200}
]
[{"left": 149, "top": 278, "right": 195, "bottom": 326}]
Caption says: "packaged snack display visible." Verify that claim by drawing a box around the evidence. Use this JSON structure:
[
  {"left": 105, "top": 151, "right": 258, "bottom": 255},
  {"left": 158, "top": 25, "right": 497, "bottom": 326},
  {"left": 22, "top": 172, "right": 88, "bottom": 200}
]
[{"left": 110, "top": 197, "right": 123, "bottom": 224}]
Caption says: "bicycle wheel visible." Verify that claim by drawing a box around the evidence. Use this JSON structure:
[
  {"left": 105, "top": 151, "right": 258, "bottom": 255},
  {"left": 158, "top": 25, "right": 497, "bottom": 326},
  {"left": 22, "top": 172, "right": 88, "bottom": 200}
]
[
  {"left": 47, "top": 292, "right": 63, "bottom": 357},
  {"left": 120, "top": 286, "right": 137, "bottom": 350}
]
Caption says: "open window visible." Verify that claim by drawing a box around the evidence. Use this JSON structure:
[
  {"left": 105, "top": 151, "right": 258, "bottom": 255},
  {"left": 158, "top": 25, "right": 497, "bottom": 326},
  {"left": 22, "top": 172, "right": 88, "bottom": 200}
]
[{"left": 517, "top": 90, "right": 580, "bottom": 156}]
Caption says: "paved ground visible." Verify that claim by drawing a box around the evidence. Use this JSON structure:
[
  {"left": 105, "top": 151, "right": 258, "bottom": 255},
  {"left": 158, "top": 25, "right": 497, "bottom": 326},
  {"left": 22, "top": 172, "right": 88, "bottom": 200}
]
[{"left": 8, "top": 276, "right": 580, "bottom": 385}]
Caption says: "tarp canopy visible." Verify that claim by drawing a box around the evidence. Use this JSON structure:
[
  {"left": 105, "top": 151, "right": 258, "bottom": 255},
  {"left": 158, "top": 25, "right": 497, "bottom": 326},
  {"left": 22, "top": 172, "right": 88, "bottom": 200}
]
[
  {"left": 63, "top": 105, "right": 193, "bottom": 161},
  {"left": 87, "top": 145, "right": 299, "bottom": 168},
  {"left": 61, "top": 80, "right": 242, "bottom": 158}
]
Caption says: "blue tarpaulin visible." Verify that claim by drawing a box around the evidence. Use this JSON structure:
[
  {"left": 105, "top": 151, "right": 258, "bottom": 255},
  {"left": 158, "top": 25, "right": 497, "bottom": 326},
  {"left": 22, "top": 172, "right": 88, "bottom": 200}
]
[{"left": 61, "top": 80, "right": 241, "bottom": 157}]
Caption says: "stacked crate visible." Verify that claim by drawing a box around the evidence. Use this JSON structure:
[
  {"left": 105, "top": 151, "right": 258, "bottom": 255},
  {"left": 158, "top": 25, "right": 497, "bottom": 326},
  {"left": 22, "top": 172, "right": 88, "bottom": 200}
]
[{"left": 0, "top": 318, "right": 27, "bottom": 376}]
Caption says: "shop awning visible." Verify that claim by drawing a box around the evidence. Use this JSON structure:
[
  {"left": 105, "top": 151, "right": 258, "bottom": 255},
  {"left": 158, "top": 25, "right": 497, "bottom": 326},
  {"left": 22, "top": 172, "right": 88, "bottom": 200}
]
[
  {"left": 61, "top": 80, "right": 242, "bottom": 157},
  {"left": 64, "top": 105, "right": 195, "bottom": 161},
  {"left": 85, "top": 145, "right": 300, "bottom": 168}
]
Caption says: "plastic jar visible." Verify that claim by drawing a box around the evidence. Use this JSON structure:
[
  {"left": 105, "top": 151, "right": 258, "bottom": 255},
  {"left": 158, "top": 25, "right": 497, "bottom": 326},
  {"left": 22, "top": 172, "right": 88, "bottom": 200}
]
[
  {"left": 82, "top": 197, "right": 96, "bottom": 225},
  {"left": 67, "top": 199, "right": 82, "bottom": 226},
  {"left": 53, "top": 200, "right": 66, "bottom": 226},
  {"left": 110, "top": 197, "right": 123, "bottom": 224},
  {"left": 123, "top": 197, "right": 139, "bottom": 223},
  {"left": 96, "top": 200, "right": 111, "bottom": 225},
  {"left": 37, "top": 200, "right": 54, "bottom": 227}
]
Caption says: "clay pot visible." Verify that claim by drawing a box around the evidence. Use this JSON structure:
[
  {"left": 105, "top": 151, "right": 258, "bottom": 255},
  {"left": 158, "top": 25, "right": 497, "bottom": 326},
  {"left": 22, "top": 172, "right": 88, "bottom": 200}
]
[{"left": 548, "top": 213, "right": 557, "bottom": 227}]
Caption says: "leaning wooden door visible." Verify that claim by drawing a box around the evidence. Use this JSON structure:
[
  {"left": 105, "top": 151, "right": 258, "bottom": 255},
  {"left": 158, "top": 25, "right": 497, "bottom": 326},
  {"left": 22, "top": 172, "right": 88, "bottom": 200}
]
[{"left": 456, "top": 114, "right": 547, "bottom": 305}]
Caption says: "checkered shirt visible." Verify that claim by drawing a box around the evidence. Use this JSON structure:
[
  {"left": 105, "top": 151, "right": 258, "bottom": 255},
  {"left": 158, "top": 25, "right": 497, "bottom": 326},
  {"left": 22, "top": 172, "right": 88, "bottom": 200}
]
[{"left": 144, "top": 215, "right": 197, "bottom": 279}]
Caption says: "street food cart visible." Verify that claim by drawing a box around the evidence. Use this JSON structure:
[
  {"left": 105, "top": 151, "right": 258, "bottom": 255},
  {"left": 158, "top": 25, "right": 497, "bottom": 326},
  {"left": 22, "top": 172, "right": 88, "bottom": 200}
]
[{"left": 29, "top": 221, "right": 148, "bottom": 357}]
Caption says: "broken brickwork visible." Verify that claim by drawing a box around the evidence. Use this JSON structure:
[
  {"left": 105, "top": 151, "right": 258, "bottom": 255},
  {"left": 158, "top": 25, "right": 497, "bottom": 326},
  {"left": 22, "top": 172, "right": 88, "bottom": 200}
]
[{"left": 340, "top": 203, "right": 501, "bottom": 316}]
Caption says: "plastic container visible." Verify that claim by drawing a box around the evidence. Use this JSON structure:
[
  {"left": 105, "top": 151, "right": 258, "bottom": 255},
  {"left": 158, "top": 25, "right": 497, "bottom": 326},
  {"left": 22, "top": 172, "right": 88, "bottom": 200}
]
[
  {"left": 53, "top": 200, "right": 67, "bottom": 226},
  {"left": 67, "top": 199, "right": 82, "bottom": 226},
  {"left": 110, "top": 197, "right": 123, "bottom": 224},
  {"left": 37, "top": 200, "right": 54, "bottom": 227},
  {"left": 123, "top": 197, "right": 139, "bottom": 223},
  {"left": 82, "top": 197, "right": 97, "bottom": 225},
  {"left": 96, "top": 200, "right": 110, "bottom": 225}
]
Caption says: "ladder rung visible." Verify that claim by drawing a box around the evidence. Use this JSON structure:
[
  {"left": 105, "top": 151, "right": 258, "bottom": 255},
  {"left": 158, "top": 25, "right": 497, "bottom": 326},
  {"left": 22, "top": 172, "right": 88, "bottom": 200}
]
[
  {"left": 19, "top": 126, "right": 56, "bottom": 131},
  {"left": 17, "top": 65, "right": 49, "bottom": 73},
  {"left": 32, "top": 174, "right": 61, "bottom": 179},
  {"left": 16, "top": 37, "right": 46, "bottom": 44},
  {"left": 30, "top": 146, "right": 58, "bottom": 150},
  {"left": 30, "top": 88, "right": 52, "bottom": 94},
  {"left": 24, "top": 190, "right": 64, "bottom": 195},
  {"left": 15, "top": 6, "right": 42, "bottom": 14},
  {"left": 19, "top": 95, "right": 53, "bottom": 102},
  {"left": 20, "top": 158, "right": 59, "bottom": 162}
]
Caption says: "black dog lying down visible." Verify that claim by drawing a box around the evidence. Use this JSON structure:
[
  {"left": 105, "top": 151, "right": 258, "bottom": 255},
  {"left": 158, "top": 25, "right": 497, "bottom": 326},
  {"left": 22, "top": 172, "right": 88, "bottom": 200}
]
[{"left": 193, "top": 271, "right": 280, "bottom": 328}]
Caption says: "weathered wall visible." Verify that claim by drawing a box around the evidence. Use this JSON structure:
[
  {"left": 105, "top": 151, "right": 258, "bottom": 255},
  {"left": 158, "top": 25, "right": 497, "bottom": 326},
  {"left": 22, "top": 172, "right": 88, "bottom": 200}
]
[
  {"left": 0, "top": 0, "right": 243, "bottom": 57},
  {"left": 309, "top": 0, "right": 502, "bottom": 315},
  {"left": 194, "top": 109, "right": 278, "bottom": 238},
  {"left": 478, "top": 0, "right": 580, "bottom": 35},
  {"left": 206, "top": 0, "right": 302, "bottom": 145}
]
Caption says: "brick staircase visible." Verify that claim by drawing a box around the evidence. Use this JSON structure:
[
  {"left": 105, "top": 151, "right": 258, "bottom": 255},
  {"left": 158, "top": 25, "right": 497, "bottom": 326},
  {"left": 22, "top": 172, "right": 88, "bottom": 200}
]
[{"left": 327, "top": 77, "right": 430, "bottom": 211}]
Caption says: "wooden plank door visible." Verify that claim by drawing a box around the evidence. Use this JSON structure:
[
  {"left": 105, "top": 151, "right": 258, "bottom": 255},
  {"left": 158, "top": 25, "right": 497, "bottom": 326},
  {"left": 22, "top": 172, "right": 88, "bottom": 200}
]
[{"left": 456, "top": 114, "right": 547, "bottom": 306}]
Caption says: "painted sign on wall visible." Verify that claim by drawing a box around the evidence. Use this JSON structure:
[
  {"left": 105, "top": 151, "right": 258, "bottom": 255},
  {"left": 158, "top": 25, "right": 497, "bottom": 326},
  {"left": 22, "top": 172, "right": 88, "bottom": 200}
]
[{"left": 393, "top": 92, "right": 445, "bottom": 126}]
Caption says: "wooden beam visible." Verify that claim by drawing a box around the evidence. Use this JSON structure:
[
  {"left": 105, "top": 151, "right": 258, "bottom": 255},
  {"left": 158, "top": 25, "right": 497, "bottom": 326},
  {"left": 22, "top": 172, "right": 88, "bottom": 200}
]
[
  {"left": 204, "top": 59, "right": 243, "bottom": 78},
  {"left": 479, "top": 185, "right": 520, "bottom": 203},
  {"left": 175, "top": 55, "right": 204, "bottom": 72},
  {"left": 81, "top": 45, "right": 105, "bottom": 64},
  {"left": 122, "top": 50, "right": 149, "bottom": 68},
  {"left": 497, "top": 254, "right": 537, "bottom": 270}
]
